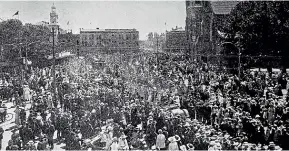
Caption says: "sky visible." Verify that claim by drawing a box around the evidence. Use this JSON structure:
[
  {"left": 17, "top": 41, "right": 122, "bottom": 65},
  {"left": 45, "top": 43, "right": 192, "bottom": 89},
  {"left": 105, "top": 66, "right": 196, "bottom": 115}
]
[{"left": 0, "top": 1, "right": 186, "bottom": 40}]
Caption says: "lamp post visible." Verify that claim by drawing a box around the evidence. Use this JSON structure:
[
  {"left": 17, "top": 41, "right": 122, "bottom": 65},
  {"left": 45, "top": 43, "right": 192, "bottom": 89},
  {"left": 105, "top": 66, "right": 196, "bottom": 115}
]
[{"left": 51, "top": 26, "right": 57, "bottom": 102}]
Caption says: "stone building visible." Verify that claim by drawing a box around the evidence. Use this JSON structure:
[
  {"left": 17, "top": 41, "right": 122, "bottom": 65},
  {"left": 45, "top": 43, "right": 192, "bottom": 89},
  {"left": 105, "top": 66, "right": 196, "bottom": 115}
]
[
  {"left": 164, "top": 26, "right": 188, "bottom": 54},
  {"left": 80, "top": 28, "right": 139, "bottom": 54},
  {"left": 186, "top": 0, "right": 239, "bottom": 62}
]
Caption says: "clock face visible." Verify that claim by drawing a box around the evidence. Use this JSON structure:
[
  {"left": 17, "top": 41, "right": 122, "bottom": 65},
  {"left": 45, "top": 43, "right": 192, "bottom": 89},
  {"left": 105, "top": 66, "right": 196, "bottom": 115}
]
[{"left": 50, "top": 14, "right": 58, "bottom": 24}]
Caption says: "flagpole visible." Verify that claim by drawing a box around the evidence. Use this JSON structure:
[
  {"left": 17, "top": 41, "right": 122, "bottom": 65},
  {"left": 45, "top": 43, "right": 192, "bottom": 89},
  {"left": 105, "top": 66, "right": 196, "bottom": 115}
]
[{"left": 17, "top": 11, "right": 24, "bottom": 86}]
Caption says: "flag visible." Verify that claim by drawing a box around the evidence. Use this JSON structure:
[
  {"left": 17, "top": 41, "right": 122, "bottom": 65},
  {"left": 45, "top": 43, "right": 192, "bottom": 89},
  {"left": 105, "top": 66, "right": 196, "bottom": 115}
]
[{"left": 12, "top": 11, "right": 19, "bottom": 17}]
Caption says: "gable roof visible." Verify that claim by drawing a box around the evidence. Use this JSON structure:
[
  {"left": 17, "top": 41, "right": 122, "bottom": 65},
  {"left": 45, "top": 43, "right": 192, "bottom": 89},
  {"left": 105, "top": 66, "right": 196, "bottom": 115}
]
[{"left": 210, "top": 1, "right": 239, "bottom": 15}]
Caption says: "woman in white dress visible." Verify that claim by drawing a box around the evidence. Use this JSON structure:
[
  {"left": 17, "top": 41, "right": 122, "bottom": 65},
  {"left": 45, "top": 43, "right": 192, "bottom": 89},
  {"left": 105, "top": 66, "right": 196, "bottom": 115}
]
[
  {"left": 110, "top": 137, "right": 119, "bottom": 151},
  {"left": 118, "top": 134, "right": 129, "bottom": 151},
  {"left": 23, "top": 85, "right": 31, "bottom": 102},
  {"left": 168, "top": 137, "right": 179, "bottom": 151}
]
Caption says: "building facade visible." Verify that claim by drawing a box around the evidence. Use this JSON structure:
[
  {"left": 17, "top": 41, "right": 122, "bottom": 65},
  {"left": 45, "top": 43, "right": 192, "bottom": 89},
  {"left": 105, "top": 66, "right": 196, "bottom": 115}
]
[
  {"left": 80, "top": 28, "right": 139, "bottom": 53},
  {"left": 165, "top": 27, "right": 188, "bottom": 54},
  {"left": 186, "top": 0, "right": 239, "bottom": 62},
  {"left": 144, "top": 32, "right": 165, "bottom": 51}
]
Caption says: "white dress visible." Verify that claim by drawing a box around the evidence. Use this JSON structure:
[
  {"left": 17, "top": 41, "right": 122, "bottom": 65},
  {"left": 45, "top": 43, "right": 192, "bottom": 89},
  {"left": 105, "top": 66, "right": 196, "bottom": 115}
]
[
  {"left": 110, "top": 142, "right": 119, "bottom": 151},
  {"left": 23, "top": 86, "right": 31, "bottom": 101}
]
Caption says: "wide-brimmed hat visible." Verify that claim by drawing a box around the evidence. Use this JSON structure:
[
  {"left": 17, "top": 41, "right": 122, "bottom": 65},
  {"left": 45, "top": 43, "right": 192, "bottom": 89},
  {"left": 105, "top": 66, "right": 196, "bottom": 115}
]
[
  {"left": 184, "top": 122, "right": 191, "bottom": 127},
  {"left": 168, "top": 137, "right": 176, "bottom": 142},
  {"left": 233, "top": 142, "right": 239, "bottom": 146},
  {"left": 187, "top": 143, "right": 194, "bottom": 149},
  {"left": 148, "top": 116, "right": 153, "bottom": 120},
  {"left": 275, "top": 145, "right": 282, "bottom": 151},
  {"left": 83, "top": 139, "right": 91, "bottom": 144},
  {"left": 243, "top": 142, "right": 249, "bottom": 146},
  {"left": 269, "top": 142, "right": 275, "bottom": 147},
  {"left": 112, "top": 137, "right": 118, "bottom": 142},
  {"left": 28, "top": 140, "right": 34, "bottom": 144},
  {"left": 209, "top": 141, "right": 215, "bottom": 146},
  {"left": 175, "top": 135, "right": 181, "bottom": 141},
  {"left": 120, "top": 134, "right": 127, "bottom": 139}
]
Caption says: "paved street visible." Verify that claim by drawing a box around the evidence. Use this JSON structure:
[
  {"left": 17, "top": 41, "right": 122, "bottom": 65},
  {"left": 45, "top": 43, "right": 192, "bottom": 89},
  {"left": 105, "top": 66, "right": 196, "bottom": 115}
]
[{"left": 0, "top": 102, "right": 65, "bottom": 150}]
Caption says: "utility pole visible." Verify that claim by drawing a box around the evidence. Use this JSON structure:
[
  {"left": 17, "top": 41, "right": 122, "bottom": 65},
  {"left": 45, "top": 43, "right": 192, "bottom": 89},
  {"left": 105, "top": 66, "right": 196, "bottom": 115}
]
[
  {"left": 20, "top": 46, "right": 23, "bottom": 85},
  {"left": 25, "top": 45, "right": 28, "bottom": 71},
  {"left": 156, "top": 35, "right": 159, "bottom": 52},
  {"left": 52, "top": 27, "right": 56, "bottom": 102}
]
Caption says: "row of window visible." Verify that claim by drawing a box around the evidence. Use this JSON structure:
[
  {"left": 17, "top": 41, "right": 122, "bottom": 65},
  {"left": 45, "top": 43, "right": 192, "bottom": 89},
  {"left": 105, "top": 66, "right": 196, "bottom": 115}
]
[
  {"left": 81, "top": 39, "right": 138, "bottom": 44},
  {"left": 82, "top": 34, "right": 138, "bottom": 41},
  {"left": 81, "top": 41, "right": 139, "bottom": 47}
]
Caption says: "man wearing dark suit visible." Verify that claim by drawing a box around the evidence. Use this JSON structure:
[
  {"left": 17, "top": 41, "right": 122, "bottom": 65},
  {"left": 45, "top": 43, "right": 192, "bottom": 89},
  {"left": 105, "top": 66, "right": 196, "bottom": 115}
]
[
  {"left": 263, "top": 124, "right": 271, "bottom": 144},
  {"left": 0, "top": 126, "right": 3, "bottom": 149}
]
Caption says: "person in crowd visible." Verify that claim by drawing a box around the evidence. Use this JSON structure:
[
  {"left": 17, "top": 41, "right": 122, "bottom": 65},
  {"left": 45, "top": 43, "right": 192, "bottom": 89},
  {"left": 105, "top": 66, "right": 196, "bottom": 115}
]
[
  {"left": 14, "top": 105, "right": 20, "bottom": 126},
  {"left": 1, "top": 54, "right": 288, "bottom": 151},
  {"left": 156, "top": 129, "right": 166, "bottom": 150},
  {"left": 0, "top": 126, "right": 3, "bottom": 149},
  {"left": 168, "top": 136, "right": 179, "bottom": 151},
  {"left": 118, "top": 134, "right": 129, "bottom": 150},
  {"left": 110, "top": 137, "right": 119, "bottom": 151}
]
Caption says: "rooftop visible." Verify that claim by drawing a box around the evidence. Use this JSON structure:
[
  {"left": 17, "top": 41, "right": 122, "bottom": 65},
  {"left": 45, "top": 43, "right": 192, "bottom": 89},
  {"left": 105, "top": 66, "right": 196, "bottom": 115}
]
[
  {"left": 80, "top": 28, "right": 137, "bottom": 33},
  {"left": 210, "top": 1, "right": 239, "bottom": 15}
]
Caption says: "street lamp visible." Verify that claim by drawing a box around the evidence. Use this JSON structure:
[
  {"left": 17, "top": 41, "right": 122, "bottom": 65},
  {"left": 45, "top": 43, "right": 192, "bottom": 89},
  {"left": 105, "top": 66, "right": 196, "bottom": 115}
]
[{"left": 50, "top": 26, "right": 58, "bottom": 102}]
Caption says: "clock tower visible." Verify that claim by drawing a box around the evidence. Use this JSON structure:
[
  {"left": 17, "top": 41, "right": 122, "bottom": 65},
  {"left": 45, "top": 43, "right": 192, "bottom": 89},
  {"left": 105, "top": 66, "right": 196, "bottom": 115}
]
[
  {"left": 49, "top": 3, "right": 59, "bottom": 44},
  {"left": 50, "top": 4, "right": 58, "bottom": 25}
]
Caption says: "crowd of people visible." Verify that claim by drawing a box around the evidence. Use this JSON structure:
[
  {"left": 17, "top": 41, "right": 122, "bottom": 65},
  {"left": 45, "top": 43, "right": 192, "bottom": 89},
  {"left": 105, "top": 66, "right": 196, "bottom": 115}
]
[{"left": 0, "top": 52, "right": 288, "bottom": 151}]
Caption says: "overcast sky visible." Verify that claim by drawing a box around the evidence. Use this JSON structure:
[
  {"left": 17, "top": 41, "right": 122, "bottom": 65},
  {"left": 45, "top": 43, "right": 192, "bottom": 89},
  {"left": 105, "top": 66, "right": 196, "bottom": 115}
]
[{"left": 0, "top": 1, "right": 186, "bottom": 40}]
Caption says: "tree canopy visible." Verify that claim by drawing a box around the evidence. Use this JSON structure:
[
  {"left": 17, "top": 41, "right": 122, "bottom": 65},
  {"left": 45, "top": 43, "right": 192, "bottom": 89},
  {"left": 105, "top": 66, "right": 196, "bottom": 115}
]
[
  {"left": 0, "top": 19, "right": 51, "bottom": 62},
  {"left": 224, "top": 1, "right": 289, "bottom": 68}
]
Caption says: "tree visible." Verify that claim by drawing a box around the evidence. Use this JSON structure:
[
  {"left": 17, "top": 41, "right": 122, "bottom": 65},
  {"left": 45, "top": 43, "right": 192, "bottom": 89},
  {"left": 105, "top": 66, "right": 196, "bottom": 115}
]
[
  {"left": 0, "top": 19, "right": 51, "bottom": 63},
  {"left": 0, "top": 19, "right": 23, "bottom": 61},
  {"left": 224, "top": 1, "right": 289, "bottom": 68},
  {"left": 22, "top": 23, "right": 51, "bottom": 60}
]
